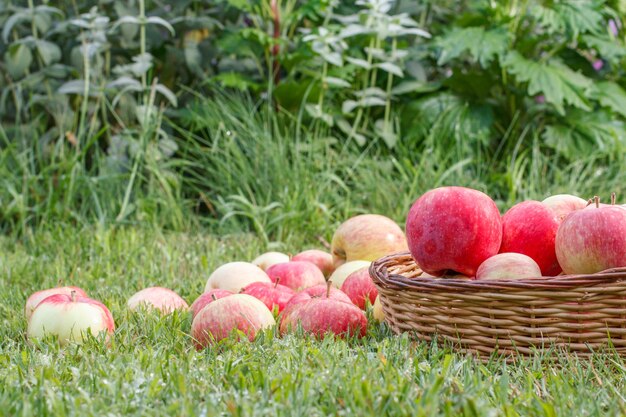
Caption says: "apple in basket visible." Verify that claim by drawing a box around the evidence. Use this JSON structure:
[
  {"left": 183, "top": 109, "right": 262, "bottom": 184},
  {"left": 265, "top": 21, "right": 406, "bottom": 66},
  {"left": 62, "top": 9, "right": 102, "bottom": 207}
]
[
  {"left": 476, "top": 253, "right": 542, "bottom": 280},
  {"left": 331, "top": 214, "right": 408, "bottom": 267},
  {"left": 405, "top": 186, "right": 502, "bottom": 277},
  {"left": 556, "top": 196, "right": 626, "bottom": 274},
  {"left": 500, "top": 201, "right": 561, "bottom": 276}
]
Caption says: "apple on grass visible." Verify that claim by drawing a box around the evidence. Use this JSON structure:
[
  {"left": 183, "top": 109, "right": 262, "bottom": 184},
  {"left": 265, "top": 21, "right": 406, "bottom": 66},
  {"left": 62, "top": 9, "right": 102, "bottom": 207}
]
[
  {"left": 27, "top": 292, "right": 115, "bottom": 345},
  {"left": 331, "top": 214, "right": 408, "bottom": 267},
  {"left": 127, "top": 287, "right": 188, "bottom": 314},
  {"left": 556, "top": 198, "right": 626, "bottom": 274},
  {"left": 240, "top": 279, "right": 296, "bottom": 314},
  {"left": 476, "top": 253, "right": 542, "bottom": 280},
  {"left": 280, "top": 283, "right": 368, "bottom": 338},
  {"left": 542, "top": 194, "right": 587, "bottom": 222},
  {"left": 205, "top": 262, "right": 271, "bottom": 293},
  {"left": 340, "top": 267, "right": 378, "bottom": 310},
  {"left": 25, "top": 286, "right": 88, "bottom": 321},
  {"left": 500, "top": 201, "right": 561, "bottom": 276},
  {"left": 191, "top": 294, "right": 275, "bottom": 349},
  {"left": 328, "top": 260, "right": 371, "bottom": 288},
  {"left": 251, "top": 252, "right": 290, "bottom": 271},
  {"left": 265, "top": 261, "right": 326, "bottom": 291},
  {"left": 190, "top": 289, "right": 234, "bottom": 319},
  {"left": 283, "top": 283, "right": 353, "bottom": 313},
  {"left": 291, "top": 249, "right": 335, "bottom": 277},
  {"left": 406, "top": 186, "right": 502, "bottom": 277},
  {"left": 372, "top": 295, "right": 385, "bottom": 322}
]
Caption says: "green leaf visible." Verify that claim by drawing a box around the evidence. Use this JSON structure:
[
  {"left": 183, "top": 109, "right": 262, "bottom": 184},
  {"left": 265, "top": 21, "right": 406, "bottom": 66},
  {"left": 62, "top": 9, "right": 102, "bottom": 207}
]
[
  {"left": 2, "top": 11, "right": 29, "bottom": 43},
  {"left": 437, "top": 26, "right": 508, "bottom": 67},
  {"left": 590, "top": 81, "right": 626, "bottom": 118},
  {"left": 146, "top": 16, "right": 175, "bottom": 36},
  {"left": 502, "top": 51, "right": 592, "bottom": 114},
  {"left": 531, "top": 2, "right": 604, "bottom": 38},
  {"left": 35, "top": 40, "right": 61, "bottom": 65},
  {"left": 4, "top": 43, "right": 32, "bottom": 79},
  {"left": 583, "top": 35, "right": 626, "bottom": 61}
]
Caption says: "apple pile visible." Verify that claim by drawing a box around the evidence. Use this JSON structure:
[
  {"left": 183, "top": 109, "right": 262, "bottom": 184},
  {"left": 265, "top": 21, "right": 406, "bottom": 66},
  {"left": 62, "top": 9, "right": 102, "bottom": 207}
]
[
  {"left": 406, "top": 186, "right": 626, "bottom": 280},
  {"left": 23, "top": 213, "right": 405, "bottom": 348}
]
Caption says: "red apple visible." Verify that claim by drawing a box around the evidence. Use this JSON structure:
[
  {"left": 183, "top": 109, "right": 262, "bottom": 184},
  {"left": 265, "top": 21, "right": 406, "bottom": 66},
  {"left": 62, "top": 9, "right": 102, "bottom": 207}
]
[
  {"left": 265, "top": 261, "right": 325, "bottom": 291},
  {"left": 251, "top": 252, "right": 290, "bottom": 271},
  {"left": 25, "top": 286, "right": 88, "bottom": 321},
  {"left": 340, "top": 267, "right": 378, "bottom": 310},
  {"left": 240, "top": 279, "right": 296, "bottom": 314},
  {"left": 27, "top": 292, "right": 115, "bottom": 345},
  {"left": 500, "top": 201, "right": 561, "bottom": 276},
  {"left": 205, "top": 262, "right": 271, "bottom": 293},
  {"left": 280, "top": 293, "right": 368, "bottom": 338},
  {"left": 291, "top": 249, "right": 335, "bottom": 277},
  {"left": 283, "top": 284, "right": 353, "bottom": 312},
  {"left": 127, "top": 287, "right": 189, "bottom": 314},
  {"left": 556, "top": 202, "right": 626, "bottom": 274},
  {"left": 191, "top": 294, "right": 275, "bottom": 349},
  {"left": 331, "top": 214, "right": 408, "bottom": 266},
  {"left": 406, "top": 186, "right": 502, "bottom": 277},
  {"left": 189, "top": 289, "right": 233, "bottom": 319},
  {"left": 476, "top": 253, "right": 542, "bottom": 280},
  {"left": 328, "top": 260, "right": 371, "bottom": 288},
  {"left": 542, "top": 194, "right": 587, "bottom": 222}
]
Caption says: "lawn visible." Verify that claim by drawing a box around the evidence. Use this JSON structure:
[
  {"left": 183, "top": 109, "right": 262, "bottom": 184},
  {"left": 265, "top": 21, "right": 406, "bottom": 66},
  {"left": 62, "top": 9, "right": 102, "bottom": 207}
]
[{"left": 2, "top": 227, "right": 626, "bottom": 416}]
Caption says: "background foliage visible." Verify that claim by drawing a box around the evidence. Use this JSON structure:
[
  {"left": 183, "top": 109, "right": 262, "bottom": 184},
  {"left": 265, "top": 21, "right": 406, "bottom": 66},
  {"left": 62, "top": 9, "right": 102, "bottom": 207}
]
[{"left": 1, "top": 0, "right": 626, "bottom": 235}]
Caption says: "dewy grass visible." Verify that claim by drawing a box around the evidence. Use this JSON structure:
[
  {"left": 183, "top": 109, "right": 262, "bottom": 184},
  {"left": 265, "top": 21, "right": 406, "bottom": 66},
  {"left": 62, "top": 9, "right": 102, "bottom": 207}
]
[{"left": 2, "top": 226, "right": 626, "bottom": 416}]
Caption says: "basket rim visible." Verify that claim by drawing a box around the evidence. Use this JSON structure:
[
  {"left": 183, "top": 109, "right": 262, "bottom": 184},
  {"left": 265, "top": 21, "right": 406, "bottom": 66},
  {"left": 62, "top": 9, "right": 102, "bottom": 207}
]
[{"left": 370, "top": 251, "right": 626, "bottom": 292}]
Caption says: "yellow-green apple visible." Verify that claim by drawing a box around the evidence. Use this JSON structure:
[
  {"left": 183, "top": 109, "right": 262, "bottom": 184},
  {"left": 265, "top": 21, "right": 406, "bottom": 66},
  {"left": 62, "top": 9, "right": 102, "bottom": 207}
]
[
  {"left": 328, "top": 260, "right": 371, "bottom": 288},
  {"left": 372, "top": 295, "right": 385, "bottom": 322},
  {"left": 291, "top": 249, "right": 335, "bottom": 277},
  {"left": 542, "top": 194, "right": 587, "bottom": 222},
  {"left": 25, "top": 286, "right": 87, "bottom": 321},
  {"left": 127, "top": 287, "right": 188, "bottom": 314},
  {"left": 240, "top": 279, "right": 296, "bottom": 314},
  {"left": 190, "top": 289, "right": 233, "bottom": 319},
  {"left": 27, "top": 292, "right": 115, "bottom": 345},
  {"left": 251, "top": 251, "right": 290, "bottom": 271},
  {"left": 191, "top": 294, "right": 275, "bottom": 349},
  {"left": 556, "top": 203, "right": 626, "bottom": 274},
  {"left": 265, "top": 261, "right": 325, "bottom": 291},
  {"left": 283, "top": 283, "right": 352, "bottom": 312},
  {"left": 331, "top": 214, "right": 407, "bottom": 266},
  {"left": 476, "top": 253, "right": 542, "bottom": 280},
  {"left": 205, "top": 262, "right": 271, "bottom": 293},
  {"left": 500, "top": 201, "right": 561, "bottom": 276},
  {"left": 340, "top": 267, "right": 378, "bottom": 310},
  {"left": 279, "top": 285, "right": 368, "bottom": 338},
  {"left": 406, "top": 187, "right": 502, "bottom": 277}
]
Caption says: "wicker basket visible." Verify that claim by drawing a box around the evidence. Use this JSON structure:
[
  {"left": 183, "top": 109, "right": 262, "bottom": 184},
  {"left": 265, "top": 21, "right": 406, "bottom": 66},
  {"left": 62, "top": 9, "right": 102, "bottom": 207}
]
[{"left": 370, "top": 252, "right": 626, "bottom": 357}]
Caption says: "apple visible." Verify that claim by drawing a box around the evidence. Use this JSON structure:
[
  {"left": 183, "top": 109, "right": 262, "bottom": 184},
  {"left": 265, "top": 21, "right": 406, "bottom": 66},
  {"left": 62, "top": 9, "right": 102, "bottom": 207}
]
[
  {"left": 340, "top": 267, "right": 378, "bottom": 310},
  {"left": 265, "top": 261, "right": 325, "bottom": 291},
  {"left": 279, "top": 286, "right": 368, "bottom": 338},
  {"left": 127, "top": 287, "right": 189, "bottom": 314},
  {"left": 328, "top": 260, "right": 371, "bottom": 288},
  {"left": 476, "top": 253, "right": 542, "bottom": 280},
  {"left": 25, "top": 286, "right": 88, "bottom": 321},
  {"left": 556, "top": 201, "right": 626, "bottom": 274},
  {"left": 240, "top": 279, "right": 296, "bottom": 314},
  {"left": 191, "top": 294, "right": 275, "bottom": 349},
  {"left": 372, "top": 295, "right": 385, "bottom": 322},
  {"left": 500, "top": 201, "right": 561, "bottom": 276},
  {"left": 205, "top": 262, "right": 271, "bottom": 293},
  {"left": 331, "top": 214, "right": 407, "bottom": 266},
  {"left": 251, "top": 251, "right": 290, "bottom": 271},
  {"left": 406, "top": 186, "right": 502, "bottom": 277},
  {"left": 542, "top": 194, "right": 587, "bottom": 222},
  {"left": 419, "top": 271, "right": 471, "bottom": 279},
  {"left": 27, "top": 292, "right": 115, "bottom": 345},
  {"left": 189, "top": 289, "right": 233, "bottom": 319},
  {"left": 283, "top": 283, "right": 353, "bottom": 312},
  {"left": 291, "top": 249, "right": 335, "bottom": 277}
]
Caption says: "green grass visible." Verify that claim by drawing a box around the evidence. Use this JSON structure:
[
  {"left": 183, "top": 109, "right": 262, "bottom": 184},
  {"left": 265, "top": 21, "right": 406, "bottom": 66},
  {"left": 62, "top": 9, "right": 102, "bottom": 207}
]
[{"left": 2, "top": 226, "right": 626, "bottom": 416}]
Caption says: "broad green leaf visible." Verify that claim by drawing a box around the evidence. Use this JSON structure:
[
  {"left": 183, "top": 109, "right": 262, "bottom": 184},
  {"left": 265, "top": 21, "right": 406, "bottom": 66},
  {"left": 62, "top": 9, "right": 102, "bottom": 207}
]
[
  {"left": 376, "top": 62, "right": 403, "bottom": 77},
  {"left": 4, "top": 43, "right": 32, "bottom": 79},
  {"left": 154, "top": 84, "right": 178, "bottom": 107},
  {"left": 502, "top": 51, "right": 592, "bottom": 114},
  {"left": 583, "top": 35, "right": 626, "bottom": 61},
  {"left": 531, "top": 2, "right": 603, "bottom": 38},
  {"left": 58, "top": 79, "right": 88, "bottom": 94},
  {"left": 345, "top": 57, "right": 371, "bottom": 69},
  {"left": 35, "top": 40, "right": 61, "bottom": 65},
  {"left": 590, "top": 81, "right": 626, "bottom": 118},
  {"left": 437, "top": 26, "right": 508, "bottom": 67},
  {"left": 323, "top": 77, "right": 351, "bottom": 88},
  {"left": 391, "top": 81, "right": 441, "bottom": 95},
  {"left": 146, "top": 16, "right": 175, "bottom": 36},
  {"left": 2, "top": 11, "right": 29, "bottom": 43}
]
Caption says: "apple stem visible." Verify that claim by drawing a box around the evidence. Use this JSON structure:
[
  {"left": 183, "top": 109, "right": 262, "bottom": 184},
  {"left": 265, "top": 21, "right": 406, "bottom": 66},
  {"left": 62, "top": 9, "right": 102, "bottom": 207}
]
[
  {"left": 586, "top": 198, "right": 593, "bottom": 207},
  {"left": 211, "top": 293, "right": 217, "bottom": 301},
  {"left": 595, "top": 196, "right": 600, "bottom": 208},
  {"left": 274, "top": 277, "right": 280, "bottom": 289},
  {"left": 612, "top": 192, "right": 616, "bottom": 205},
  {"left": 326, "top": 280, "right": 332, "bottom": 298},
  {"left": 70, "top": 290, "right": 77, "bottom": 302}
]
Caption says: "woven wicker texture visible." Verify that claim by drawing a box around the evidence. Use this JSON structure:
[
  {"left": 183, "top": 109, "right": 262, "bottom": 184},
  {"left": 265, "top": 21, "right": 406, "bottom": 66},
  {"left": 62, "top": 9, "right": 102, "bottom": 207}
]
[{"left": 371, "top": 252, "right": 626, "bottom": 357}]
